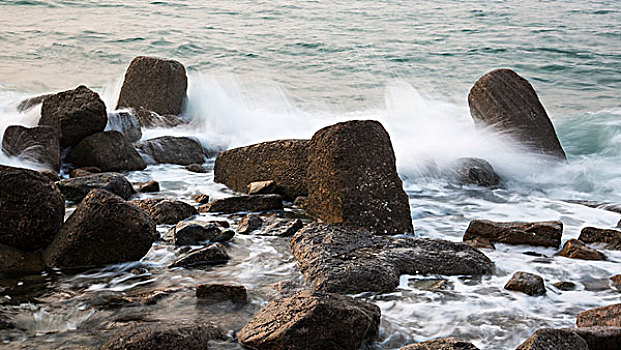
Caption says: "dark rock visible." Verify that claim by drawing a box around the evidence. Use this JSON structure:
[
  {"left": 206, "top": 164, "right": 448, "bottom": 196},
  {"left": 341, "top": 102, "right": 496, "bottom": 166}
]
[
  {"left": 504, "top": 271, "right": 546, "bottom": 296},
  {"left": 70, "top": 166, "right": 102, "bottom": 178},
  {"left": 133, "top": 180, "right": 160, "bottom": 193},
  {"left": 135, "top": 136, "right": 207, "bottom": 165},
  {"left": 0, "top": 313, "right": 14, "bottom": 330},
  {"left": 558, "top": 239, "right": 606, "bottom": 260},
  {"left": 306, "top": 120, "right": 413, "bottom": 235},
  {"left": 237, "top": 213, "right": 263, "bottom": 234},
  {"left": 131, "top": 198, "right": 197, "bottom": 225},
  {"left": 38, "top": 85, "right": 108, "bottom": 147},
  {"left": 65, "top": 131, "right": 147, "bottom": 172},
  {"left": 261, "top": 217, "right": 304, "bottom": 237},
  {"left": 16, "top": 93, "right": 53, "bottom": 112},
  {"left": 174, "top": 221, "right": 232, "bottom": 245},
  {"left": 57, "top": 172, "right": 135, "bottom": 202},
  {"left": 169, "top": 244, "right": 230, "bottom": 268},
  {"left": 401, "top": 337, "right": 480, "bottom": 349},
  {"left": 133, "top": 108, "right": 189, "bottom": 128},
  {"left": 409, "top": 278, "right": 450, "bottom": 292},
  {"left": 468, "top": 68, "right": 566, "bottom": 159},
  {"left": 196, "top": 283, "right": 247, "bottom": 303},
  {"left": 214, "top": 139, "right": 309, "bottom": 201},
  {"left": 1, "top": 125, "right": 61, "bottom": 171},
  {"left": 38, "top": 169, "right": 60, "bottom": 182},
  {"left": 0, "top": 165, "right": 65, "bottom": 251},
  {"left": 117, "top": 56, "right": 188, "bottom": 116},
  {"left": 290, "top": 224, "right": 493, "bottom": 294},
  {"left": 106, "top": 111, "right": 142, "bottom": 143},
  {"left": 553, "top": 281, "right": 576, "bottom": 291},
  {"left": 185, "top": 163, "right": 206, "bottom": 173},
  {"left": 237, "top": 290, "right": 380, "bottom": 350},
  {"left": 464, "top": 237, "right": 495, "bottom": 250},
  {"left": 612, "top": 275, "right": 621, "bottom": 290},
  {"left": 248, "top": 180, "right": 277, "bottom": 195},
  {"left": 0, "top": 244, "right": 45, "bottom": 275},
  {"left": 516, "top": 328, "right": 589, "bottom": 350},
  {"left": 577, "top": 304, "right": 621, "bottom": 328},
  {"left": 192, "top": 194, "right": 210, "bottom": 204},
  {"left": 44, "top": 189, "right": 156, "bottom": 269},
  {"left": 463, "top": 220, "right": 562, "bottom": 248},
  {"left": 579, "top": 227, "right": 621, "bottom": 250},
  {"left": 445, "top": 157, "right": 500, "bottom": 187},
  {"left": 88, "top": 287, "right": 184, "bottom": 309},
  {"left": 198, "top": 194, "right": 283, "bottom": 214},
  {"left": 564, "top": 326, "right": 621, "bottom": 350}
]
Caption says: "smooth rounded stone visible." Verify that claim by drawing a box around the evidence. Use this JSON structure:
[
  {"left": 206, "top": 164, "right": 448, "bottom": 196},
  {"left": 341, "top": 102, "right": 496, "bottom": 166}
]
[
  {"left": 237, "top": 213, "right": 264, "bottom": 234},
  {"left": 553, "top": 281, "right": 576, "bottom": 291},
  {"left": 565, "top": 326, "right": 621, "bottom": 350},
  {"left": 192, "top": 194, "right": 210, "bottom": 204},
  {"left": 56, "top": 172, "right": 135, "bottom": 202},
  {"left": 444, "top": 157, "right": 501, "bottom": 187},
  {"left": 290, "top": 223, "right": 493, "bottom": 294},
  {"left": 185, "top": 163, "right": 206, "bottom": 173},
  {"left": 169, "top": 244, "right": 230, "bottom": 268},
  {"left": 516, "top": 328, "right": 589, "bottom": 350},
  {"left": 214, "top": 139, "right": 309, "bottom": 201},
  {"left": 199, "top": 194, "right": 284, "bottom": 214},
  {"left": 174, "top": 221, "right": 232, "bottom": 246},
  {"left": 38, "top": 169, "right": 60, "bottom": 182},
  {"left": 133, "top": 180, "right": 160, "bottom": 193},
  {"left": 237, "top": 290, "right": 380, "bottom": 350},
  {"left": 116, "top": 56, "right": 187, "bottom": 116},
  {"left": 134, "top": 108, "right": 189, "bottom": 128},
  {"left": 0, "top": 243, "right": 45, "bottom": 275},
  {"left": 105, "top": 111, "right": 142, "bottom": 143},
  {"left": 307, "top": 120, "right": 413, "bottom": 235},
  {"left": 463, "top": 219, "right": 562, "bottom": 248},
  {"left": 0, "top": 165, "right": 65, "bottom": 251},
  {"left": 43, "top": 189, "right": 156, "bottom": 269},
  {"left": 400, "top": 337, "right": 480, "bottom": 349},
  {"left": 1, "top": 125, "right": 61, "bottom": 171},
  {"left": 247, "top": 180, "right": 277, "bottom": 195},
  {"left": 65, "top": 131, "right": 147, "bottom": 172},
  {"left": 504, "top": 271, "right": 546, "bottom": 296},
  {"left": 131, "top": 198, "right": 198, "bottom": 225},
  {"left": 16, "top": 93, "right": 53, "bottom": 112},
  {"left": 196, "top": 283, "right": 247, "bottom": 303},
  {"left": 38, "top": 85, "right": 108, "bottom": 148},
  {"left": 558, "top": 239, "right": 606, "bottom": 260},
  {"left": 579, "top": 227, "right": 621, "bottom": 250},
  {"left": 70, "top": 166, "right": 102, "bottom": 178},
  {"left": 468, "top": 68, "right": 566, "bottom": 160},
  {"left": 135, "top": 136, "right": 207, "bottom": 165},
  {"left": 577, "top": 304, "right": 621, "bottom": 328},
  {"left": 101, "top": 321, "right": 226, "bottom": 350}
]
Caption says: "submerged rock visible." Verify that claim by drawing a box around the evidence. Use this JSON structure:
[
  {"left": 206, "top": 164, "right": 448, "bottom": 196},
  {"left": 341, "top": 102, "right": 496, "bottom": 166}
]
[
  {"left": 401, "top": 338, "right": 480, "bottom": 349},
  {"left": 579, "top": 227, "right": 621, "bottom": 250},
  {"left": 131, "top": 198, "right": 198, "bottom": 225},
  {"left": 133, "top": 108, "right": 189, "bottom": 128},
  {"left": 237, "top": 290, "right": 380, "bottom": 350},
  {"left": 133, "top": 179, "right": 160, "bottom": 193},
  {"left": 105, "top": 111, "right": 142, "bottom": 143},
  {"left": 516, "top": 328, "right": 589, "bottom": 350},
  {"left": 169, "top": 244, "right": 230, "bottom": 268},
  {"left": 553, "top": 281, "right": 577, "bottom": 291},
  {"left": 577, "top": 304, "right": 621, "bottom": 328},
  {"left": 199, "top": 194, "right": 283, "bottom": 214},
  {"left": 135, "top": 136, "right": 207, "bottom": 165},
  {"left": 173, "top": 221, "right": 233, "bottom": 245},
  {"left": 1, "top": 125, "right": 61, "bottom": 171},
  {"left": 65, "top": 131, "right": 147, "bottom": 172},
  {"left": 306, "top": 120, "right": 413, "bottom": 235},
  {"left": 444, "top": 157, "right": 500, "bottom": 188},
  {"left": 504, "top": 271, "right": 546, "bottom": 296},
  {"left": 468, "top": 68, "right": 566, "bottom": 159},
  {"left": 558, "top": 239, "right": 606, "bottom": 260},
  {"left": 0, "top": 244, "right": 45, "bottom": 275},
  {"left": 463, "top": 220, "right": 562, "bottom": 248},
  {"left": 196, "top": 283, "right": 247, "bottom": 303},
  {"left": 57, "top": 172, "right": 135, "bottom": 202}
]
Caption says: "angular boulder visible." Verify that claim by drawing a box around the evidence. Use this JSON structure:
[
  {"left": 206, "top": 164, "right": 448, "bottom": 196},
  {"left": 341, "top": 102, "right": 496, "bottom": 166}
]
[
  {"left": 306, "top": 120, "right": 413, "bottom": 235},
  {"left": 0, "top": 244, "right": 45, "bottom": 275},
  {"left": 196, "top": 283, "right": 247, "bottom": 303},
  {"left": 135, "top": 136, "right": 207, "bottom": 165},
  {"left": 504, "top": 271, "right": 546, "bottom": 296},
  {"left": 198, "top": 194, "right": 283, "bottom": 214},
  {"left": 131, "top": 198, "right": 197, "bottom": 225},
  {"left": 516, "top": 328, "right": 589, "bottom": 350},
  {"left": 558, "top": 239, "right": 606, "bottom": 260},
  {"left": 579, "top": 227, "right": 621, "bottom": 250},
  {"left": 463, "top": 220, "right": 562, "bottom": 248},
  {"left": 56, "top": 172, "right": 135, "bottom": 202},
  {"left": 444, "top": 158, "right": 500, "bottom": 188},
  {"left": 577, "top": 304, "right": 621, "bottom": 328},
  {"left": 237, "top": 290, "right": 380, "bottom": 350},
  {"left": 38, "top": 85, "right": 108, "bottom": 147},
  {"left": 566, "top": 326, "right": 621, "bottom": 350},
  {"left": 105, "top": 111, "right": 142, "bottom": 143},
  {"left": 401, "top": 338, "right": 480, "bottom": 350},
  {"left": 169, "top": 244, "right": 230, "bottom": 269},
  {"left": 65, "top": 131, "right": 147, "bottom": 172},
  {"left": 1, "top": 125, "right": 61, "bottom": 171},
  {"left": 468, "top": 69, "right": 566, "bottom": 159}
]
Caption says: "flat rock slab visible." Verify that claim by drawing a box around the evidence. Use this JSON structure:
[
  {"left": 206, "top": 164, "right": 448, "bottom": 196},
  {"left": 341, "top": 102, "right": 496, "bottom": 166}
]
[
  {"left": 579, "top": 227, "right": 621, "bottom": 250},
  {"left": 516, "top": 328, "right": 589, "bottom": 350},
  {"left": 401, "top": 337, "right": 480, "bottom": 349},
  {"left": 577, "top": 304, "right": 621, "bottom": 328},
  {"left": 57, "top": 173, "right": 135, "bottom": 202},
  {"left": 464, "top": 220, "right": 562, "bottom": 248},
  {"left": 196, "top": 283, "right": 247, "bottom": 303},
  {"left": 290, "top": 223, "right": 494, "bottom": 294},
  {"left": 559, "top": 239, "right": 606, "bottom": 260},
  {"left": 65, "top": 131, "right": 146, "bottom": 172},
  {"left": 199, "top": 194, "right": 283, "bottom": 214},
  {"left": 169, "top": 244, "right": 230, "bottom": 269},
  {"left": 504, "top": 271, "right": 546, "bottom": 296}
]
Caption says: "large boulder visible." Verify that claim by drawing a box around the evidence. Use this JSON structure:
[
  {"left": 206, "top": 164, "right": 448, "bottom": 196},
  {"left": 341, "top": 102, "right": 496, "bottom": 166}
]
[
  {"left": 237, "top": 290, "right": 380, "bottom": 350},
  {"left": 468, "top": 69, "right": 566, "bottom": 159},
  {"left": 43, "top": 189, "right": 156, "bottom": 269},
  {"left": 105, "top": 111, "right": 142, "bottom": 143},
  {"left": 131, "top": 198, "right": 197, "bottom": 225},
  {"left": 56, "top": 172, "right": 135, "bottom": 202},
  {"left": 65, "top": 131, "right": 147, "bottom": 172},
  {"left": 463, "top": 220, "right": 562, "bottom": 248},
  {"left": 134, "top": 136, "right": 207, "bottom": 165},
  {"left": 199, "top": 194, "right": 283, "bottom": 214},
  {"left": 567, "top": 326, "right": 621, "bottom": 350},
  {"left": 401, "top": 338, "right": 480, "bottom": 350},
  {"left": 577, "top": 304, "right": 621, "bottom": 328},
  {"left": 0, "top": 165, "right": 65, "bottom": 251},
  {"left": 214, "top": 139, "right": 309, "bottom": 201},
  {"left": 290, "top": 224, "right": 493, "bottom": 294},
  {"left": 504, "top": 271, "right": 546, "bottom": 296},
  {"left": 306, "top": 120, "right": 413, "bottom": 235},
  {"left": 38, "top": 85, "right": 108, "bottom": 147},
  {"left": 0, "top": 244, "right": 45, "bottom": 275},
  {"left": 117, "top": 56, "right": 187, "bottom": 116},
  {"left": 1, "top": 125, "right": 61, "bottom": 171},
  {"left": 579, "top": 227, "right": 621, "bottom": 250},
  {"left": 16, "top": 93, "right": 53, "bottom": 112},
  {"left": 516, "top": 328, "right": 589, "bottom": 350}
]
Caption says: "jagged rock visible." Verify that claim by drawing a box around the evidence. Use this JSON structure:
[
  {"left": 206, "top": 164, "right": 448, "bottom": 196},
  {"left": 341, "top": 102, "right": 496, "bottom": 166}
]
[
  {"left": 196, "top": 283, "right": 247, "bottom": 303},
  {"left": 444, "top": 157, "right": 500, "bottom": 187},
  {"left": 558, "top": 239, "right": 606, "bottom": 260},
  {"left": 504, "top": 271, "right": 546, "bottom": 296},
  {"left": 44, "top": 189, "right": 156, "bottom": 269},
  {"left": 131, "top": 198, "right": 197, "bottom": 225},
  {"left": 185, "top": 164, "right": 206, "bottom": 173},
  {"left": 0, "top": 244, "right": 45, "bottom": 275},
  {"left": 468, "top": 68, "right": 566, "bottom": 159},
  {"left": 16, "top": 93, "right": 53, "bottom": 112},
  {"left": 237, "top": 290, "right": 380, "bottom": 350},
  {"left": 65, "top": 131, "right": 147, "bottom": 172},
  {"left": 133, "top": 180, "right": 160, "bottom": 193},
  {"left": 553, "top": 281, "right": 576, "bottom": 291},
  {"left": 401, "top": 337, "right": 480, "bottom": 349},
  {"left": 135, "top": 136, "right": 207, "bottom": 165},
  {"left": 214, "top": 139, "right": 309, "bottom": 201},
  {"left": 70, "top": 166, "right": 101, "bottom": 178},
  {"left": 56, "top": 172, "right": 135, "bottom": 202},
  {"left": 261, "top": 217, "right": 304, "bottom": 237},
  {"left": 199, "top": 194, "right": 283, "bottom": 214},
  {"left": 290, "top": 224, "right": 493, "bottom": 294},
  {"left": 563, "top": 326, "right": 621, "bottom": 350},
  {"left": 169, "top": 244, "right": 230, "bottom": 268},
  {"left": 577, "top": 304, "right": 621, "bottom": 328},
  {"left": 174, "top": 221, "right": 233, "bottom": 245},
  {"left": 1, "top": 125, "right": 61, "bottom": 171},
  {"left": 516, "top": 328, "right": 589, "bottom": 350},
  {"left": 579, "top": 227, "right": 621, "bottom": 250},
  {"left": 248, "top": 180, "right": 277, "bottom": 195},
  {"left": 192, "top": 194, "right": 210, "bottom": 204},
  {"left": 463, "top": 220, "right": 562, "bottom": 248},
  {"left": 306, "top": 120, "right": 413, "bottom": 235},
  {"left": 38, "top": 85, "right": 108, "bottom": 147},
  {"left": 105, "top": 111, "right": 142, "bottom": 143},
  {"left": 0, "top": 165, "right": 65, "bottom": 251}
]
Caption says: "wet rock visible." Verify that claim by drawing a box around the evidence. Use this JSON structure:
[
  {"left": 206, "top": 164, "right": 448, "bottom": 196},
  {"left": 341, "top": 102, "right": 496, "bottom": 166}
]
[
  {"left": 268, "top": 280, "right": 304, "bottom": 299},
  {"left": 564, "top": 326, "right": 621, "bottom": 350},
  {"left": 261, "top": 217, "right": 304, "bottom": 237},
  {"left": 169, "top": 244, "right": 230, "bottom": 268},
  {"left": 38, "top": 85, "right": 108, "bottom": 147},
  {"left": 468, "top": 68, "right": 566, "bottom": 159},
  {"left": 174, "top": 221, "right": 233, "bottom": 245},
  {"left": 237, "top": 213, "right": 264, "bottom": 234},
  {"left": 504, "top": 271, "right": 546, "bottom": 296},
  {"left": 214, "top": 139, "right": 309, "bottom": 201},
  {"left": 70, "top": 166, "right": 102, "bottom": 178},
  {"left": 409, "top": 278, "right": 451, "bottom": 292},
  {"left": 0, "top": 313, "right": 14, "bottom": 330},
  {"left": 133, "top": 108, "right": 189, "bottom": 128},
  {"left": 577, "top": 304, "right": 621, "bottom": 328},
  {"left": 1, "top": 125, "right": 61, "bottom": 171},
  {"left": 564, "top": 200, "right": 621, "bottom": 215},
  {"left": 579, "top": 227, "right": 621, "bottom": 250},
  {"left": 444, "top": 158, "right": 500, "bottom": 187},
  {"left": 558, "top": 239, "right": 606, "bottom": 260},
  {"left": 516, "top": 328, "right": 589, "bottom": 350},
  {"left": 117, "top": 56, "right": 188, "bottom": 116},
  {"left": 306, "top": 120, "right": 413, "bottom": 235},
  {"left": 44, "top": 189, "right": 156, "bottom": 269},
  {"left": 196, "top": 283, "right": 247, "bottom": 303},
  {"left": 57, "top": 172, "right": 135, "bottom": 202},
  {"left": 464, "top": 237, "right": 495, "bottom": 250},
  {"left": 16, "top": 93, "right": 53, "bottom": 112},
  {"left": 101, "top": 321, "right": 226, "bottom": 350},
  {"left": 131, "top": 198, "right": 198, "bottom": 225},
  {"left": 237, "top": 290, "right": 380, "bottom": 350},
  {"left": 65, "top": 131, "right": 147, "bottom": 172},
  {"left": 192, "top": 194, "right": 210, "bottom": 204},
  {"left": 38, "top": 169, "right": 60, "bottom": 182},
  {"left": 290, "top": 223, "right": 493, "bottom": 294},
  {"left": 88, "top": 287, "right": 184, "bottom": 309},
  {"left": 612, "top": 275, "right": 621, "bottom": 290},
  {"left": 293, "top": 196, "right": 308, "bottom": 208},
  {"left": 247, "top": 180, "right": 278, "bottom": 195},
  {"left": 0, "top": 243, "right": 45, "bottom": 275},
  {"left": 401, "top": 337, "right": 480, "bottom": 349},
  {"left": 463, "top": 220, "right": 562, "bottom": 248},
  {"left": 133, "top": 180, "right": 160, "bottom": 193},
  {"left": 185, "top": 163, "right": 206, "bottom": 173},
  {"left": 135, "top": 136, "right": 207, "bottom": 165},
  {"left": 199, "top": 194, "right": 283, "bottom": 214},
  {"left": 105, "top": 111, "right": 142, "bottom": 143},
  {"left": 0, "top": 165, "right": 65, "bottom": 251},
  {"left": 552, "top": 281, "right": 576, "bottom": 291}
]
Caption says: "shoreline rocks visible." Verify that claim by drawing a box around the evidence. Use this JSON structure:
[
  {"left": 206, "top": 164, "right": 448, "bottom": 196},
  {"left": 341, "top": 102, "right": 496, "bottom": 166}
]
[
  {"left": 463, "top": 220, "right": 562, "bottom": 248},
  {"left": 65, "top": 130, "right": 147, "bottom": 172},
  {"left": 444, "top": 157, "right": 501, "bottom": 188},
  {"left": 504, "top": 271, "right": 546, "bottom": 296},
  {"left": 195, "top": 283, "right": 247, "bottom": 303},
  {"left": 135, "top": 136, "right": 208, "bottom": 165},
  {"left": 131, "top": 198, "right": 198, "bottom": 225},
  {"left": 558, "top": 239, "right": 606, "bottom": 260},
  {"left": 56, "top": 172, "right": 135, "bottom": 202},
  {"left": 401, "top": 338, "right": 480, "bottom": 350},
  {"left": 578, "top": 227, "right": 621, "bottom": 250},
  {"left": 199, "top": 194, "right": 283, "bottom": 214},
  {"left": 577, "top": 304, "right": 621, "bottom": 328},
  {"left": 169, "top": 244, "right": 230, "bottom": 268},
  {"left": 1, "top": 125, "right": 61, "bottom": 171}
]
